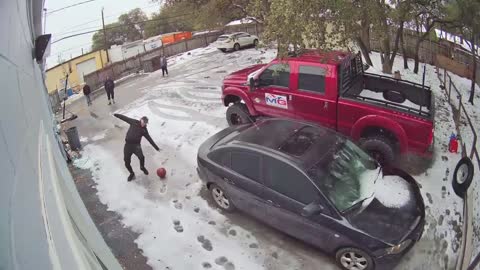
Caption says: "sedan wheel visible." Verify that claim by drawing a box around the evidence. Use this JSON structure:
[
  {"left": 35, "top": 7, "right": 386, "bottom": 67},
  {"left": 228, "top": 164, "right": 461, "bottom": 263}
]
[
  {"left": 210, "top": 184, "right": 235, "bottom": 212},
  {"left": 234, "top": 43, "right": 240, "bottom": 51},
  {"left": 336, "top": 248, "right": 373, "bottom": 270},
  {"left": 253, "top": 39, "right": 259, "bottom": 47}
]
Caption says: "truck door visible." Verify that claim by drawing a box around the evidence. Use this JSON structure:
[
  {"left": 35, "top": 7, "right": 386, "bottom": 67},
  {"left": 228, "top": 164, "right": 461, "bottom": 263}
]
[
  {"left": 250, "top": 62, "right": 297, "bottom": 119},
  {"left": 291, "top": 63, "right": 337, "bottom": 129}
]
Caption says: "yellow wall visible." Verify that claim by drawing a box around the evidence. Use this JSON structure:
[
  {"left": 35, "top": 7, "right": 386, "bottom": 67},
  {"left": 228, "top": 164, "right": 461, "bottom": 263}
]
[{"left": 45, "top": 50, "right": 108, "bottom": 93}]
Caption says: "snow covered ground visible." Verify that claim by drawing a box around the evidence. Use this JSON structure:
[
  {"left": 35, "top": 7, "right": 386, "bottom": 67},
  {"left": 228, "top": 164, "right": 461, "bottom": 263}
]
[{"left": 72, "top": 47, "right": 469, "bottom": 270}]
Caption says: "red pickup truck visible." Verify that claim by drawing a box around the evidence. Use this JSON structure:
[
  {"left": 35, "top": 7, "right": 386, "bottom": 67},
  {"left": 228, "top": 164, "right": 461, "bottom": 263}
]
[{"left": 221, "top": 50, "right": 434, "bottom": 164}]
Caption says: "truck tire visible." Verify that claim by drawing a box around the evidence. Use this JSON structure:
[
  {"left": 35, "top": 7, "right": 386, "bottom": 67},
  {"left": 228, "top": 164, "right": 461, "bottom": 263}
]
[
  {"left": 359, "top": 136, "right": 396, "bottom": 165},
  {"left": 452, "top": 157, "right": 474, "bottom": 198},
  {"left": 226, "top": 103, "right": 252, "bottom": 126}
]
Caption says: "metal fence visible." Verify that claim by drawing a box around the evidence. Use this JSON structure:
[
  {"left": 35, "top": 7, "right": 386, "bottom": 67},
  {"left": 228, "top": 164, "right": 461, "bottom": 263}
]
[
  {"left": 437, "top": 67, "right": 480, "bottom": 270},
  {"left": 439, "top": 69, "right": 479, "bottom": 164}
]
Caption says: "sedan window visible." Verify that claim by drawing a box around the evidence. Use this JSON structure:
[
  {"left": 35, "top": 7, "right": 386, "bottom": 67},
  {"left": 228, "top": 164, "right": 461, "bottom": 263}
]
[
  {"left": 230, "top": 152, "right": 261, "bottom": 182},
  {"left": 264, "top": 157, "right": 318, "bottom": 204},
  {"left": 208, "top": 149, "right": 230, "bottom": 166}
]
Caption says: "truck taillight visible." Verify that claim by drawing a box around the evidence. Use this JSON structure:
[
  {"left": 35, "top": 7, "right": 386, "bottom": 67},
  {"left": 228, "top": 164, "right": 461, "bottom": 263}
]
[
  {"left": 428, "top": 127, "right": 434, "bottom": 151},
  {"left": 428, "top": 128, "right": 434, "bottom": 144}
]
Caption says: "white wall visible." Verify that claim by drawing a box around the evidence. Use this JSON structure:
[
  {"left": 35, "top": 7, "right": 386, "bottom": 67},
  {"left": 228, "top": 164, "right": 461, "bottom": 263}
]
[{"left": 0, "top": 0, "right": 121, "bottom": 269}]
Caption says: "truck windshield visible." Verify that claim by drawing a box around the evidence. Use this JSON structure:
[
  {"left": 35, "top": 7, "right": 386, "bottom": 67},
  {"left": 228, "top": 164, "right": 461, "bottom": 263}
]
[{"left": 307, "top": 140, "right": 380, "bottom": 212}]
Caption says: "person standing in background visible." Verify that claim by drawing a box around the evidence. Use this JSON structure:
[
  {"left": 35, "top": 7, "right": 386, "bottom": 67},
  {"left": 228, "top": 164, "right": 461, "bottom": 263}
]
[
  {"left": 104, "top": 76, "right": 115, "bottom": 105},
  {"left": 83, "top": 83, "right": 92, "bottom": 106},
  {"left": 160, "top": 55, "right": 168, "bottom": 77}
]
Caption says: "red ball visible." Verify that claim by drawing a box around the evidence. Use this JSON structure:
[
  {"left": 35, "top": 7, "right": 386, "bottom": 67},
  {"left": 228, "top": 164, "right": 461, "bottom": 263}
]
[{"left": 157, "top": 167, "right": 167, "bottom": 179}]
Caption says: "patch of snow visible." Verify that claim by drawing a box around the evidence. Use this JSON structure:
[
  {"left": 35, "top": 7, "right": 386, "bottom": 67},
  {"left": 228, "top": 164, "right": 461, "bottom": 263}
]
[
  {"left": 91, "top": 130, "right": 107, "bottom": 141},
  {"left": 65, "top": 93, "right": 84, "bottom": 105},
  {"left": 358, "top": 167, "right": 380, "bottom": 200},
  {"left": 435, "top": 29, "right": 480, "bottom": 56},
  {"left": 80, "top": 136, "right": 88, "bottom": 143},
  {"left": 226, "top": 17, "right": 256, "bottom": 26},
  {"left": 375, "top": 175, "right": 412, "bottom": 208}
]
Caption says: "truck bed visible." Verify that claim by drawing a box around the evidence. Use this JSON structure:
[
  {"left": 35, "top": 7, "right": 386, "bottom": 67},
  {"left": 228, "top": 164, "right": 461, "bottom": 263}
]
[{"left": 342, "top": 73, "right": 433, "bottom": 119}]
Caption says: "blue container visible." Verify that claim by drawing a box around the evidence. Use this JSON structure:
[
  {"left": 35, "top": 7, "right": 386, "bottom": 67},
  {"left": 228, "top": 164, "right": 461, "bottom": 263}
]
[{"left": 67, "top": 88, "right": 74, "bottom": 96}]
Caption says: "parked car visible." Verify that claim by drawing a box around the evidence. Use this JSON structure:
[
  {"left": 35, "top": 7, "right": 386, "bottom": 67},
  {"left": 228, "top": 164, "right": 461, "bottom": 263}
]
[
  {"left": 221, "top": 50, "right": 435, "bottom": 164},
  {"left": 197, "top": 119, "right": 425, "bottom": 270},
  {"left": 215, "top": 32, "right": 259, "bottom": 52}
]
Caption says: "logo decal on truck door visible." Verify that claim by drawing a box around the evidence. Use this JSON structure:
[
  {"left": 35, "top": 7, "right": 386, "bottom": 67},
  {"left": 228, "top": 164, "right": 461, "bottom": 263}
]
[{"left": 265, "top": 93, "right": 288, "bottom": 109}]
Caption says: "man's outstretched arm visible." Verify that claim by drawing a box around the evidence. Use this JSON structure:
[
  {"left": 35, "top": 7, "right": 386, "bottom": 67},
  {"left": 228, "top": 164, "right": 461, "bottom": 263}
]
[
  {"left": 144, "top": 130, "right": 160, "bottom": 151},
  {"left": 114, "top": 113, "right": 135, "bottom": 125}
]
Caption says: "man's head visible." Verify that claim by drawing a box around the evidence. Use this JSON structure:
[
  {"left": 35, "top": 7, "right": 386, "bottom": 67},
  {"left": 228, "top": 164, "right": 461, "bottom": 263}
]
[{"left": 140, "top": 116, "right": 149, "bottom": 127}]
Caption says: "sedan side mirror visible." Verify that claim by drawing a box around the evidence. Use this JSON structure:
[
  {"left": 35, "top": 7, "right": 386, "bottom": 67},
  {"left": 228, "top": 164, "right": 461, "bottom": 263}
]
[{"left": 301, "top": 202, "right": 324, "bottom": 217}]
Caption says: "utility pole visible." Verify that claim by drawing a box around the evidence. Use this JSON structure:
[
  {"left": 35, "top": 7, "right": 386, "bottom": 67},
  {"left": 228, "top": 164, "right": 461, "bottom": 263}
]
[
  {"left": 43, "top": 8, "right": 47, "bottom": 34},
  {"left": 101, "top": 7, "right": 110, "bottom": 63}
]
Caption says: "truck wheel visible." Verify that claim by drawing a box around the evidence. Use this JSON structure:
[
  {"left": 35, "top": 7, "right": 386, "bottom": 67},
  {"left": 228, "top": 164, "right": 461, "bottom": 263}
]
[
  {"left": 359, "top": 136, "right": 395, "bottom": 165},
  {"left": 336, "top": 247, "right": 374, "bottom": 270},
  {"left": 452, "top": 157, "right": 474, "bottom": 198},
  {"left": 226, "top": 103, "right": 253, "bottom": 126}
]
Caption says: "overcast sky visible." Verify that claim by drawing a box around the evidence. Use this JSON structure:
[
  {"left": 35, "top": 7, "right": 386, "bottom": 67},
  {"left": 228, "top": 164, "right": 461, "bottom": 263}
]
[{"left": 45, "top": 0, "right": 161, "bottom": 68}]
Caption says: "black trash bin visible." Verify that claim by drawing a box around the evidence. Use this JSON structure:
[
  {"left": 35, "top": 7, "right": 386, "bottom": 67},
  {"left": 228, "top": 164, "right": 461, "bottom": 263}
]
[{"left": 65, "top": 126, "right": 82, "bottom": 151}]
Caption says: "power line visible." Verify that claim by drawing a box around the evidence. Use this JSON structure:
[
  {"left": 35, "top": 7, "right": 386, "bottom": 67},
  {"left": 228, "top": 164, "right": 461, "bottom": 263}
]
[
  {"left": 46, "top": 0, "right": 97, "bottom": 15},
  {"left": 51, "top": 12, "right": 195, "bottom": 44}
]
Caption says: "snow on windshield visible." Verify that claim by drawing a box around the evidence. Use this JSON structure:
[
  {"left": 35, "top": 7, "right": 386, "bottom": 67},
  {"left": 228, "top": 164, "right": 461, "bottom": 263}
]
[
  {"left": 374, "top": 175, "right": 412, "bottom": 208},
  {"left": 357, "top": 165, "right": 380, "bottom": 201}
]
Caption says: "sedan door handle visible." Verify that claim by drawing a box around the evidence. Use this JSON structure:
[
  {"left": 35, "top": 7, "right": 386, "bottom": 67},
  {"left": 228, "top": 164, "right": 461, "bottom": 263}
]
[
  {"left": 267, "top": 200, "right": 280, "bottom": 207},
  {"left": 223, "top": 177, "right": 235, "bottom": 185}
]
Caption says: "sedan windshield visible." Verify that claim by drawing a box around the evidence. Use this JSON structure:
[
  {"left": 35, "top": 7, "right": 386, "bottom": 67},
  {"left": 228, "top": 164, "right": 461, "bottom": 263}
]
[{"left": 307, "top": 140, "right": 380, "bottom": 212}]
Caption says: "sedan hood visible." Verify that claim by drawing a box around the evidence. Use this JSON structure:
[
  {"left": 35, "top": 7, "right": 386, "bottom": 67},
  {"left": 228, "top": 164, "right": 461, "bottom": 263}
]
[
  {"left": 223, "top": 64, "right": 266, "bottom": 85},
  {"left": 347, "top": 169, "right": 425, "bottom": 245}
]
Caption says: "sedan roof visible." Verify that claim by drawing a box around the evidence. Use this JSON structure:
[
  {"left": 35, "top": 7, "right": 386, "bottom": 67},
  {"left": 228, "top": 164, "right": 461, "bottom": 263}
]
[{"left": 226, "top": 119, "right": 342, "bottom": 167}]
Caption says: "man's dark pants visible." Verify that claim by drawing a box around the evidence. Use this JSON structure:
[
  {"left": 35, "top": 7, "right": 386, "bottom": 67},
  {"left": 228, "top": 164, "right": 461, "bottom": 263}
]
[
  {"left": 124, "top": 143, "right": 145, "bottom": 174},
  {"left": 106, "top": 89, "right": 115, "bottom": 100},
  {"left": 162, "top": 67, "right": 168, "bottom": 76}
]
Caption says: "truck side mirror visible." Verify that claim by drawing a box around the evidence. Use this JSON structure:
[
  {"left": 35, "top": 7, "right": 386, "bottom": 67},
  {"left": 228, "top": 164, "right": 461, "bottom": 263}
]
[{"left": 249, "top": 77, "right": 257, "bottom": 92}]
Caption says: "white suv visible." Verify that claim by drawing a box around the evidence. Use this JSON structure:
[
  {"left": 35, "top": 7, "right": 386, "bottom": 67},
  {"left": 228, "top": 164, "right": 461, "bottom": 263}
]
[{"left": 215, "top": 32, "right": 259, "bottom": 52}]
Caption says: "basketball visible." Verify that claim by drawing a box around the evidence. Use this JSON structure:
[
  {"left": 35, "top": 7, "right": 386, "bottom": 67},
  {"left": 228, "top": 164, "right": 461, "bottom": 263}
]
[{"left": 157, "top": 167, "right": 167, "bottom": 179}]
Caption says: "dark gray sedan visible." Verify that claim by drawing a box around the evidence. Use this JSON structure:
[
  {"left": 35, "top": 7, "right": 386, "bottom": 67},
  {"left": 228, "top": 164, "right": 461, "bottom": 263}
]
[{"left": 197, "top": 119, "right": 425, "bottom": 270}]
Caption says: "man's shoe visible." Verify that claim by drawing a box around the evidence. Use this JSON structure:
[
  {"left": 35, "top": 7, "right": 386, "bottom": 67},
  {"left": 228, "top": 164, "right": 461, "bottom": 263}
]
[
  {"left": 127, "top": 173, "right": 136, "bottom": 182},
  {"left": 140, "top": 167, "right": 149, "bottom": 175}
]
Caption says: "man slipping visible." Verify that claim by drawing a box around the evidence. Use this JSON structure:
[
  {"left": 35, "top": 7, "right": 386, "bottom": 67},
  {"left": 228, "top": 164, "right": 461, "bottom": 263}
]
[{"left": 114, "top": 113, "right": 159, "bottom": 181}]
